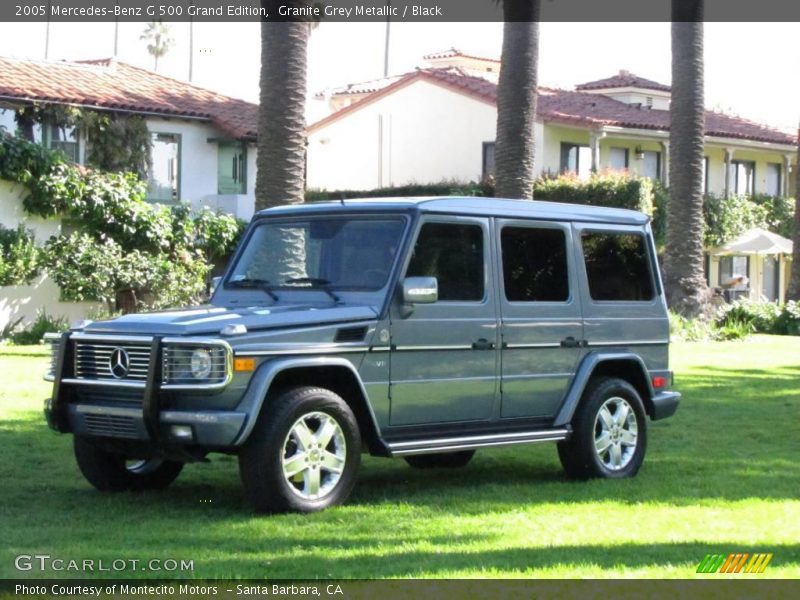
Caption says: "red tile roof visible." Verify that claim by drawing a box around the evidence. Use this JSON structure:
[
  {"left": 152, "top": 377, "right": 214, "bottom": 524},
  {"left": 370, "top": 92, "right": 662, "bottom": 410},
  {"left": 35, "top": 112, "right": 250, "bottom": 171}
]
[
  {"left": 576, "top": 70, "right": 671, "bottom": 92},
  {"left": 315, "top": 73, "right": 405, "bottom": 98},
  {"left": 423, "top": 48, "right": 501, "bottom": 64},
  {"left": 311, "top": 67, "right": 796, "bottom": 146},
  {"left": 0, "top": 56, "right": 258, "bottom": 140}
]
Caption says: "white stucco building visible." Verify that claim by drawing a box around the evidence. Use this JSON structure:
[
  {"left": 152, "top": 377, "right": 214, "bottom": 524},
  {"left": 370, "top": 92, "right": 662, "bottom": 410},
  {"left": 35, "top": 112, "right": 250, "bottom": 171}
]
[{"left": 307, "top": 49, "right": 797, "bottom": 199}]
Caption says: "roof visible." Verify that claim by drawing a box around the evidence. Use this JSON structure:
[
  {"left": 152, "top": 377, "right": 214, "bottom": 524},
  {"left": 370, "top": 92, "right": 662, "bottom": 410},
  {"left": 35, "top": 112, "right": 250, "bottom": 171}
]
[
  {"left": 309, "top": 68, "right": 797, "bottom": 146},
  {"left": 423, "top": 48, "right": 501, "bottom": 64},
  {"left": 713, "top": 227, "right": 793, "bottom": 255},
  {"left": 315, "top": 74, "right": 405, "bottom": 98},
  {"left": 576, "top": 70, "right": 671, "bottom": 92},
  {"left": 0, "top": 56, "right": 258, "bottom": 140},
  {"left": 256, "top": 196, "right": 650, "bottom": 225}
]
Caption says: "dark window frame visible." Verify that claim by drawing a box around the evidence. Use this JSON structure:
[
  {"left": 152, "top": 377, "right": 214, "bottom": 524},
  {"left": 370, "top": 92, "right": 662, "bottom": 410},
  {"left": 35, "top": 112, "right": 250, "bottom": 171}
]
[
  {"left": 730, "top": 159, "right": 756, "bottom": 196},
  {"left": 609, "top": 147, "right": 630, "bottom": 170},
  {"left": 765, "top": 162, "right": 782, "bottom": 197},
  {"left": 482, "top": 141, "right": 495, "bottom": 181},
  {"left": 580, "top": 230, "right": 656, "bottom": 302},
  {"left": 405, "top": 220, "right": 487, "bottom": 303},
  {"left": 500, "top": 225, "right": 571, "bottom": 303},
  {"left": 560, "top": 142, "right": 589, "bottom": 174},
  {"left": 147, "top": 131, "right": 182, "bottom": 204}
]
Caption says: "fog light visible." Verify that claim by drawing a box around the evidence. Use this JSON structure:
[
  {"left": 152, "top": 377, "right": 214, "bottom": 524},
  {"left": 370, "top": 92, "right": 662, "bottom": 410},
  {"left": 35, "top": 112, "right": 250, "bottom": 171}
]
[{"left": 170, "top": 425, "right": 194, "bottom": 441}]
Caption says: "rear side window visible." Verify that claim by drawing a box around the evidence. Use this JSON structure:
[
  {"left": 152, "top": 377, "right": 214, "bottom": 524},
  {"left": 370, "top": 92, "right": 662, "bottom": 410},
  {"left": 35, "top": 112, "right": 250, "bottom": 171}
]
[
  {"left": 406, "top": 222, "right": 484, "bottom": 301},
  {"left": 501, "top": 227, "right": 569, "bottom": 302},
  {"left": 581, "top": 232, "right": 654, "bottom": 301}
]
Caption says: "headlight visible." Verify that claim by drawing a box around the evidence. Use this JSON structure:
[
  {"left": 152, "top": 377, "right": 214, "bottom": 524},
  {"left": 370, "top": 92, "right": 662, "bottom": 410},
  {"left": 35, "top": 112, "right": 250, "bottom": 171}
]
[
  {"left": 190, "top": 348, "right": 213, "bottom": 379},
  {"left": 44, "top": 333, "right": 61, "bottom": 382},
  {"left": 161, "top": 341, "right": 232, "bottom": 389}
]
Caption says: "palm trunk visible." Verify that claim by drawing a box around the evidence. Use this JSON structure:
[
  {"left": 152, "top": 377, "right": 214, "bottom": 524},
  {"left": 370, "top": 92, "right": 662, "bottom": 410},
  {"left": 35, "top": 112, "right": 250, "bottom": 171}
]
[
  {"left": 788, "top": 125, "right": 800, "bottom": 300},
  {"left": 493, "top": 0, "right": 539, "bottom": 199},
  {"left": 256, "top": 14, "right": 310, "bottom": 280},
  {"left": 664, "top": 3, "right": 709, "bottom": 317}
]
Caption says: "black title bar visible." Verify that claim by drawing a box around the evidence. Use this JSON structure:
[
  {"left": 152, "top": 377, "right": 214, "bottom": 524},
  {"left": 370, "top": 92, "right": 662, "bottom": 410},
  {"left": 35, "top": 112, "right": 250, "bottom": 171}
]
[{"left": 3, "top": 0, "right": 800, "bottom": 23}]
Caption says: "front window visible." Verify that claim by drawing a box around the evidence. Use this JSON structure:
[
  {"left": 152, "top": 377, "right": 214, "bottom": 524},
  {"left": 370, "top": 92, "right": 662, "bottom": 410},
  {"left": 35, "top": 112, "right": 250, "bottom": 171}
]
[
  {"left": 148, "top": 132, "right": 180, "bottom": 202},
  {"left": 730, "top": 160, "right": 755, "bottom": 196},
  {"left": 218, "top": 142, "right": 247, "bottom": 194},
  {"left": 227, "top": 217, "right": 406, "bottom": 292},
  {"left": 560, "top": 143, "right": 591, "bottom": 180}
]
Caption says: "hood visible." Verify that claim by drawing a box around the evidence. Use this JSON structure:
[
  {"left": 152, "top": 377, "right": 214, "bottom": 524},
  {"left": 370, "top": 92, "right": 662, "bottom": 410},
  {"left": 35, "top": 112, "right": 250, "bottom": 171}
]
[{"left": 83, "top": 303, "right": 378, "bottom": 337}]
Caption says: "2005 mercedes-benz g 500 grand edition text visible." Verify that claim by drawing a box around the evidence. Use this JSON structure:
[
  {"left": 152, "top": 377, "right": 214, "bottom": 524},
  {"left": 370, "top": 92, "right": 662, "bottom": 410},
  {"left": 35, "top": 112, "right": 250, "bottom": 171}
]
[{"left": 44, "top": 197, "right": 680, "bottom": 513}]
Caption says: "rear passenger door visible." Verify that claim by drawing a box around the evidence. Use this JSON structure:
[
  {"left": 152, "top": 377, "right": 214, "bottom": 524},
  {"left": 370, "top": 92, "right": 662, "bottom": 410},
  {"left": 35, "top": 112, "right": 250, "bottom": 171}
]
[{"left": 496, "top": 220, "right": 583, "bottom": 419}]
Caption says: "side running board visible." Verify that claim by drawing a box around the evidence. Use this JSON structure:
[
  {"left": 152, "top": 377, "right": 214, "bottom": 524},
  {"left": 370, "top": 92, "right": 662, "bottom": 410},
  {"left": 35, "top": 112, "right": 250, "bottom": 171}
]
[{"left": 386, "top": 428, "right": 570, "bottom": 456}]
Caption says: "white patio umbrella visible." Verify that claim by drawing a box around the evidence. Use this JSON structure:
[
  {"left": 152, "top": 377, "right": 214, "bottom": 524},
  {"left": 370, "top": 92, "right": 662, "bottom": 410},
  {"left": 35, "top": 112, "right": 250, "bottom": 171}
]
[{"left": 715, "top": 227, "right": 792, "bottom": 256}]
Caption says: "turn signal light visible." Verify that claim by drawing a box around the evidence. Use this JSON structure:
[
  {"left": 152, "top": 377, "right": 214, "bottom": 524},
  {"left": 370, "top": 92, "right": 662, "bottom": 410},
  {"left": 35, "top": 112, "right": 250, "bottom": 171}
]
[{"left": 234, "top": 358, "right": 256, "bottom": 372}]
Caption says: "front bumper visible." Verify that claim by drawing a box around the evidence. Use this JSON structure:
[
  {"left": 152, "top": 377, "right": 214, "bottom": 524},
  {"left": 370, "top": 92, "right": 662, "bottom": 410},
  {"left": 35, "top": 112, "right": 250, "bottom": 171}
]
[
  {"left": 45, "top": 399, "right": 247, "bottom": 446},
  {"left": 651, "top": 390, "right": 681, "bottom": 420}
]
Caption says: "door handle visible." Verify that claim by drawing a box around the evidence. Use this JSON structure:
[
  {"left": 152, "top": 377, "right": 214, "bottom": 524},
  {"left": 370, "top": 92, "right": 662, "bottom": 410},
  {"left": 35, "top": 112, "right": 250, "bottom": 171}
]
[
  {"left": 472, "top": 338, "right": 495, "bottom": 351},
  {"left": 560, "top": 336, "right": 581, "bottom": 348}
]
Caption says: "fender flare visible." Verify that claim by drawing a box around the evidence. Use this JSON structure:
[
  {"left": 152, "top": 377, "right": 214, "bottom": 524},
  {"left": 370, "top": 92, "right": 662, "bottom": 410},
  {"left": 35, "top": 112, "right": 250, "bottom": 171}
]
[
  {"left": 231, "top": 356, "right": 383, "bottom": 447},
  {"left": 553, "top": 352, "right": 654, "bottom": 427}
]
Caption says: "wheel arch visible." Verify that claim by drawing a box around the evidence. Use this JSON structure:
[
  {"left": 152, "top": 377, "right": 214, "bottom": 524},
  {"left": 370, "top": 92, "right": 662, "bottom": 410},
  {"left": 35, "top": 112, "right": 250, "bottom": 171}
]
[
  {"left": 553, "top": 352, "right": 655, "bottom": 426},
  {"left": 233, "top": 357, "right": 387, "bottom": 455}
]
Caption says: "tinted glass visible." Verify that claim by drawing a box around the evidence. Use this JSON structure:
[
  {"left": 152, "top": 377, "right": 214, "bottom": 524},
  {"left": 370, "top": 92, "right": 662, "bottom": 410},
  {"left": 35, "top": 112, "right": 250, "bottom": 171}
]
[
  {"left": 228, "top": 218, "right": 405, "bottom": 291},
  {"left": 407, "top": 223, "right": 484, "bottom": 301},
  {"left": 582, "top": 232, "right": 654, "bottom": 301},
  {"left": 502, "top": 227, "right": 569, "bottom": 302}
]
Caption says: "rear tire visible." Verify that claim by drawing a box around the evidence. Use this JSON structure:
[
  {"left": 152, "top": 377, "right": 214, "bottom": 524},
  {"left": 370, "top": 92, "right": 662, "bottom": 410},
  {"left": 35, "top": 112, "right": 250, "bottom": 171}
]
[
  {"left": 404, "top": 450, "right": 475, "bottom": 469},
  {"left": 73, "top": 436, "right": 184, "bottom": 491},
  {"left": 557, "top": 377, "right": 647, "bottom": 480},
  {"left": 238, "top": 386, "right": 362, "bottom": 513}
]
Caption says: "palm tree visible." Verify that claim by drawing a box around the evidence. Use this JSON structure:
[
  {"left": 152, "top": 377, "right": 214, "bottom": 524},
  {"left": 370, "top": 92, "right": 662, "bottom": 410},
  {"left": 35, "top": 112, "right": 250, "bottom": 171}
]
[
  {"left": 788, "top": 123, "right": 800, "bottom": 300},
  {"left": 140, "top": 21, "right": 174, "bottom": 72},
  {"left": 255, "top": 6, "right": 312, "bottom": 279},
  {"left": 664, "top": 1, "right": 709, "bottom": 317},
  {"left": 493, "top": 0, "right": 540, "bottom": 199}
]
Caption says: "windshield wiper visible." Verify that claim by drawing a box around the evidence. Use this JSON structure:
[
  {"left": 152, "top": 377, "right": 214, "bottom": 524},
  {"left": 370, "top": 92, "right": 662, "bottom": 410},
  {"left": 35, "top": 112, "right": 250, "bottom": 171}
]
[
  {"left": 225, "top": 278, "right": 279, "bottom": 302},
  {"left": 282, "top": 277, "right": 341, "bottom": 303}
]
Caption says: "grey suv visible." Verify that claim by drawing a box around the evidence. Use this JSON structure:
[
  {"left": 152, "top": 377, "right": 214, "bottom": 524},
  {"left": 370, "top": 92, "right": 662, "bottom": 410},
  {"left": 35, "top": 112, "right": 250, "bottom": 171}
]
[{"left": 44, "top": 197, "right": 680, "bottom": 513}]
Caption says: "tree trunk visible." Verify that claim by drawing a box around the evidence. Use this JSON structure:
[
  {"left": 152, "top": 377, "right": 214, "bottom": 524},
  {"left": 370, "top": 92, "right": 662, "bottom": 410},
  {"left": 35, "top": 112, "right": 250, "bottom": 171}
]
[
  {"left": 493, "top": 0, "right": 539, "bottom": 200},
  {"left": 255, "top": 12, "right": 310, "bottom": 281},
  {"left": 664, "top": 3, "right": 709, "bottom": 318},
  {"left": 788, "top": 125, "right": 800, "bottom": 300}
]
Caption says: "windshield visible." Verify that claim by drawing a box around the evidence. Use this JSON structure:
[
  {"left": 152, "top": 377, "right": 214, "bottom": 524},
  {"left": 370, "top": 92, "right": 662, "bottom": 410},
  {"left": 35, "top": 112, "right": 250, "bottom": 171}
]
[{"left": 227, "top": 216, "right": 407, "bottom": 292}]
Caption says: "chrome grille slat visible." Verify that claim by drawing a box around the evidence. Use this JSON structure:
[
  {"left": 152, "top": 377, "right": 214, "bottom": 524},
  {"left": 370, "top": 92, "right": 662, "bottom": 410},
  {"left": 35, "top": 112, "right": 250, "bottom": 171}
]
[
  {"left": 83, "top": 414, "right": 139, "bottom": 439},
  {"left": 74, "top": 341, "right": 151, "bottom": 381}
]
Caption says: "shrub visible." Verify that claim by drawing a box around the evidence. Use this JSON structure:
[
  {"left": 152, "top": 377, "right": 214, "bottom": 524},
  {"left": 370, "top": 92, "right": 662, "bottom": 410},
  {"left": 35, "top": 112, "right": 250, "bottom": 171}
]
[
  {"left": 703, "top": 193, "right": 770, "bottom": 247},
  {"left": 715, "top": 299, "right": 800, "bottom": 336},
  {"left": 532, "top": 171, "right": 654, "bottom": 215},
  {"left": 306, "top": 180, "right": 493, "bottom": 202},
  {"left": 0, "top": 309, "right": 68, "bottom": 345},
  {"left": 0, "top": 224, "right": 41, "bottom": 286}
]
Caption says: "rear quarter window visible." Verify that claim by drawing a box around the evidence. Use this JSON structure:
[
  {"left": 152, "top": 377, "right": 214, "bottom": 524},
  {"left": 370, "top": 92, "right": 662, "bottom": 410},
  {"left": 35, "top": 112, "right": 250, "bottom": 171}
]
[{"left": 581, "top": 231, "right": 655, "bottom": 301}]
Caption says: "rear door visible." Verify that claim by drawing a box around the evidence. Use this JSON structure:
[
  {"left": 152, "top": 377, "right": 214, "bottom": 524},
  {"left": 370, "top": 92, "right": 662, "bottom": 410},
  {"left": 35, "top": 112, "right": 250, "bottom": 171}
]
[{"left": 496, "top": 219, "right": 583, "bottom": 419}]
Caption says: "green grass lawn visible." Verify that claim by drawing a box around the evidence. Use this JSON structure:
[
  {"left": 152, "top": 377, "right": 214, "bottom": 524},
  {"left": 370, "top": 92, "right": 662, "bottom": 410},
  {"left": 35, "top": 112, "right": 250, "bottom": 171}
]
[{"left": 1, "top": 336, "right": 798, "bottom": 579}]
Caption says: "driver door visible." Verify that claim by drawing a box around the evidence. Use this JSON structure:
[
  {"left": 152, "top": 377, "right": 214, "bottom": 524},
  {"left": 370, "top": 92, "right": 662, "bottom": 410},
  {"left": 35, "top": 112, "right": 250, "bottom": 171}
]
[{"left": 388, "top": 217, "right": 499, "bottom": 426}]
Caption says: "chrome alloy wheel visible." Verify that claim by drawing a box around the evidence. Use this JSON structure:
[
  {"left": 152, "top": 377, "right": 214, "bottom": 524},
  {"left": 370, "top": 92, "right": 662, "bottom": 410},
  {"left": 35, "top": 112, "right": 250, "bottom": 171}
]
[
  {"left": 125, "top": 459, "right": 163, "bottom": 474},
  {"left": 281, "top": 411, "right": 347, "bottom": 500},
  {"left": 593, "top": 396, "right": 638, "bottom": 471}
]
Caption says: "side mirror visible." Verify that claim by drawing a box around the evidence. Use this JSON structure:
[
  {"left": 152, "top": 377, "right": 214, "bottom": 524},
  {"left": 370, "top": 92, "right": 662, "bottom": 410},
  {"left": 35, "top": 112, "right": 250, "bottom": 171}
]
[
  {"left": 210, "top": 276, "right": 223, "bottom": 295},
  {"left": 402, "top": 276, "right": 438, "bottom": 304}
]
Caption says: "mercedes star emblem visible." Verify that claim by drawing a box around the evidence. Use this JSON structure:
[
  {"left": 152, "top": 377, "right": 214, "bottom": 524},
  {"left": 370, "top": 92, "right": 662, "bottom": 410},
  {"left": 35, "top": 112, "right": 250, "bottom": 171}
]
[{"left": 109, "top": 347, "right": 130, "bottom": 379}]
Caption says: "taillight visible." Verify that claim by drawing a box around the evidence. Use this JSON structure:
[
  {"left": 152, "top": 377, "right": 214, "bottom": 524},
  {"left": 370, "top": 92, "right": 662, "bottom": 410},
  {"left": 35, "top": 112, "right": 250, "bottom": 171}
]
[{"left": 652, "top": 376, "right": 667, "bottom": 389}]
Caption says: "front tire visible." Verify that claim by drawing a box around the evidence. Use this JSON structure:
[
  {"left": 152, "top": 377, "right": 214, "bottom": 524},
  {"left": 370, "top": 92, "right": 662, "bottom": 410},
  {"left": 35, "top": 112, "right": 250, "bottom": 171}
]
[
  {"left": 73, "top": 436, "right": 184, "bottom": 491},
  {"left": 557, "top": 377, "right": 647, "bottom": 480},
  {"left": 238, "top": 386, "right": 362, "bottom": 513}
]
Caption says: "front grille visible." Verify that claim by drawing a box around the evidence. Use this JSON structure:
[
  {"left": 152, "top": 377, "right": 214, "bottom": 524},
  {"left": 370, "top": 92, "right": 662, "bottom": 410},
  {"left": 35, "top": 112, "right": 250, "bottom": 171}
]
[
  {"left": 83, "top": 413, "right": 139, "bottom": 439},
  {"left": 74, "top": 342, "right": 152, "bottom": 382},
  {"left": 46, "top": 337, "right": 61, "bottom": 381}
]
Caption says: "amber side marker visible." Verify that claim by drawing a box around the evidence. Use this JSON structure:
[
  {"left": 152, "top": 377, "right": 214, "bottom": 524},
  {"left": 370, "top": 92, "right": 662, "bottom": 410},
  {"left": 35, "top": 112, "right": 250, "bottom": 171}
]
[{"left": 234, "top": 358, "right": 256, "bottom": 372}]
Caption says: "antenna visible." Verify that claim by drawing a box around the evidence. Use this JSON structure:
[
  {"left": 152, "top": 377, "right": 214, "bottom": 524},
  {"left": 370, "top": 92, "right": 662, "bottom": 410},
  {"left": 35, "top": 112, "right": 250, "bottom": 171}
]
[{"left": 340, "top": 195, "right": 345, "bottom": 206}]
